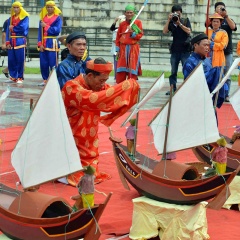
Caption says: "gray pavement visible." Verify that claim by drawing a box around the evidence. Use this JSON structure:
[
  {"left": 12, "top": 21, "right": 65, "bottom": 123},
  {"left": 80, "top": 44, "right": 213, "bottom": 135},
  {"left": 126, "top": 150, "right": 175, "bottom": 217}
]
[{"left": 0, "top": 61, "right": 238, "bottom": 128}]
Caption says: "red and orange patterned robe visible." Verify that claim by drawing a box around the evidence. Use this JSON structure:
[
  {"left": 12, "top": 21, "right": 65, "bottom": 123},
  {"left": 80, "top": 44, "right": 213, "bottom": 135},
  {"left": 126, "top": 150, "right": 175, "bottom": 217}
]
[
  {"left": 115, "top": 19, "right": 143, "bottom": 82},
  {"left": 62, "top": 74, "right": 139, "bottom": 186}
]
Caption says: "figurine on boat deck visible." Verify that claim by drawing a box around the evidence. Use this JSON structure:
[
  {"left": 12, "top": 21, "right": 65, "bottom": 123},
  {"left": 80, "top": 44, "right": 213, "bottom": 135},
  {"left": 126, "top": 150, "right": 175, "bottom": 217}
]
[
  {"left": 71, "top": 165, "right": 96, "bottom": 210},
  {"left": 212, "top": 137, "right": 228, "bottom": 174},
  {"left": 77, "top": 166, "right": 96, "bottom": 208},
  {"left": 125, "top": 118, "right": 136, "bottom": 156},
  {"left": 230, "top": 125, "right": 240, "bottom": 144}
]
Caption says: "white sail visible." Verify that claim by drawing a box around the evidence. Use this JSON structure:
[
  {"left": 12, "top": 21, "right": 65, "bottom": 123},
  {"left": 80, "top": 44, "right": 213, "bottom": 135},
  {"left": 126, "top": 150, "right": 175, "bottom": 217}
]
[
  {"left": 0, "top": 86, "right": 10, "bottom": 113},
  {"left": 230, "top": 88, "right": 240, "bottom": 120},
  {"left": 121, "top": 73, "right": 165, "bottom": 126},
  {"left": 149, "top": 64, "right": 220, "bottom": 154},
  {"left": 211, "top": 58, "right": 240, "bottom": 95},
  {"left": 11, "top": 70, "right": 82, "bottom": 188}
]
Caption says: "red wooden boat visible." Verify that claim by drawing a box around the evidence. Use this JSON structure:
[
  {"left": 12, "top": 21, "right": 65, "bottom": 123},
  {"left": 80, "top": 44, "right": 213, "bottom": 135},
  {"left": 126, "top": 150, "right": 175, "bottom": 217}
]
[
  {"left": 0, "top": 70, "right": 111, "bottom": 239},
  {"left": 109, "top": 64, "right": 239, "bottom": 207},
  {"left": 109, "top": 138, "right": 238, "bottom": 206},
  {"left": 193, "top": 138, "right": 240, "bottom": 174},
  {"left": 0, "top": 183, "right": 111, "bottom": 240}
]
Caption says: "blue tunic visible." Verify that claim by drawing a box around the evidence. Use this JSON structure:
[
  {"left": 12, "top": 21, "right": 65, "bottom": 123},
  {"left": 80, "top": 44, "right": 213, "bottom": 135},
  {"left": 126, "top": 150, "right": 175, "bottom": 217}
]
[
  {"left": 56, "top": 54, "right": 91, "bottom": 89},
  {"left": 37, "top": 15, "right": 62, "bottom": 81},
  {"left": 182, "top": 52, "right": 225, "bottom": 108},
  {"left": 6, "top": 16, "right": 29, "bottom": 80}
]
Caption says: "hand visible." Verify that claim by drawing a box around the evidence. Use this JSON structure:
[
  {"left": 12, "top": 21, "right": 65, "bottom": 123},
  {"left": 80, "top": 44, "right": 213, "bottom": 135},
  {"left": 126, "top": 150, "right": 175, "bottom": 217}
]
[
  {"left": 9, "top": 25, "right": 14, "bottom": 31},
  {"left": 168, "top": 13, "right": 172, "bottom": 21},
  {"left": 40, "top": 21, "right": 46, "bottom": 27},
  {"left": 127, "top": 25, "right": 132, "bottom": 31},
  {"left": 114, "top": 17, "right": 119, "bottom": 23},
  {"left": 39, "top": 45, "right": 45, "bottom": 52},
  {"left": 6, "top": 44, "right": 12, "bottom": 50},
  {"left": 220, "top": 8, "right": 228, "bottom": 18}
]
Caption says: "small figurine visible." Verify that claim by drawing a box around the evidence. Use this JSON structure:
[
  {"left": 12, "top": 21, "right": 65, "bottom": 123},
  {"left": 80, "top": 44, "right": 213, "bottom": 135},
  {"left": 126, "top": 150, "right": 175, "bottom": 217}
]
[
  {"left": 212, "top": 137, "right": 228, "bottom": 174},
  {"left": 125, "top": 118, "right": 136, "bottom": 156},
  {"left": 77, "top": 166, "right": 96, "bottom": 209}
]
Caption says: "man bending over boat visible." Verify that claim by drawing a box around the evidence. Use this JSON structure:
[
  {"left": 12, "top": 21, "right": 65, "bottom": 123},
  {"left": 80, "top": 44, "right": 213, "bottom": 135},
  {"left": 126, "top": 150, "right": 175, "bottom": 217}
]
[
  {"left": 61, "top": 57, "right": 140, "bottom": 186},
  {"left": 182, "top": 33, "right": 225, "bottom": 108}
]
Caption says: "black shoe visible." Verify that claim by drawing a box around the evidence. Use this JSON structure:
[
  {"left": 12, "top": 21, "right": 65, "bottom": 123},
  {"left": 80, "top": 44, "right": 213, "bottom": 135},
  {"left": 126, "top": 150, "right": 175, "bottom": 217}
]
[
  {"left": 225, "top": 97, "right": 230, "bottom": 102},
  {"left": 165, "top": 89, "right": 176, "bottom": 96},
  {"left": 2, "top": 70, "right": 9, "bottom": 78}
]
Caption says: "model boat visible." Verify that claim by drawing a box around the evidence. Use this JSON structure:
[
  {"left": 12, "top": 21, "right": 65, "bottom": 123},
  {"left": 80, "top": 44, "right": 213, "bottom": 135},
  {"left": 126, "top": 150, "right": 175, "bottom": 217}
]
[
  {"left": 0, "top": 70, "right": 111, "bottom": 240},
  {"left": 109, "top": 63, "right": 239, "bottom": 207},
  {"left": 193, "top": 58, "right": 240, "bottom": 174}
]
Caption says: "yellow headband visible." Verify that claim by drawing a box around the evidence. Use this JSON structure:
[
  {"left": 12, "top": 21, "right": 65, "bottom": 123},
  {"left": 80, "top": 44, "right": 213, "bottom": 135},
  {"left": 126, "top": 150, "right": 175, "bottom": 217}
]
[
  {"left": 39, "top": 1, "right": 62, "bottom": 20},
  {"left": 11, "top": 1, "right": 29, "bottom": 20}
]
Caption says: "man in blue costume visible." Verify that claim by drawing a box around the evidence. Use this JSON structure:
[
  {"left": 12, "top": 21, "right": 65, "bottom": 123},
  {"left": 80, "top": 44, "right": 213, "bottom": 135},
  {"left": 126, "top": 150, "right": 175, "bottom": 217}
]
[
  {"left": 6, "top": 1, "right": 29, "bottom": 83},
  {"left": 214, "top": 2, "right": 237, "bottom": 102},
  {"left": 56, "top": 32, "right": 91, "bottom": 89},
  {"left": 182, "top": 33, "right": 225, "bottom": 108},
  {"left": 37, "top": 1, "right": 62, "bottom": 86}
]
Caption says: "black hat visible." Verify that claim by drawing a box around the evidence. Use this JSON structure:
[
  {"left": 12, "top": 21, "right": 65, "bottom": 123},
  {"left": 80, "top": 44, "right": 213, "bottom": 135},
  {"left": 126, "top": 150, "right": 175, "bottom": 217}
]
[
  {"left": 66, "top": 32, "right": 86, "bottom": 44},
  {"left": 214, "top": 2, "right": 225, "bottom": 9},
  {"left": 191, "top": 33, "right": 208, "bottom": 45}
]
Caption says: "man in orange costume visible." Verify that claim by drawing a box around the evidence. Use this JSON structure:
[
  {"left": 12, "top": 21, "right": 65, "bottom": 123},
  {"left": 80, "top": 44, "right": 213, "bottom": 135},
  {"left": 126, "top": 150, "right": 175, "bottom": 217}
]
[
  {"left": 115, "top": 4, "right": 143, "bottom": 83},
  {"left": 62, "top": 57, "right": 140, "bottom": 186}
]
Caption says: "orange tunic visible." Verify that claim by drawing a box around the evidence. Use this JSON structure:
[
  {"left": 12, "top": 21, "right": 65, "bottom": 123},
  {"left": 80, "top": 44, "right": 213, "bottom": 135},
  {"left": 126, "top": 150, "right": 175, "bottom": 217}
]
[
  {"left": 62, "top": 75, "right": 140, "bottom": 186},
  {"left": 237, "top": 40, "right": 240, "bottom": 56},
  {"left": 207, "top": 28, "right": 228, "bottom": 67}
]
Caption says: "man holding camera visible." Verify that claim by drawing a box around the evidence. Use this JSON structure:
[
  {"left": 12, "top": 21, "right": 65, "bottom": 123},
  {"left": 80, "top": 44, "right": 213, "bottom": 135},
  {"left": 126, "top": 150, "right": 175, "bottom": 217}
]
[
  {"left": 214, "top": 2, "right": 237, "bottom": 102},
  {"left": 163, "top": 5, "right": 192, "bottom": 95}
]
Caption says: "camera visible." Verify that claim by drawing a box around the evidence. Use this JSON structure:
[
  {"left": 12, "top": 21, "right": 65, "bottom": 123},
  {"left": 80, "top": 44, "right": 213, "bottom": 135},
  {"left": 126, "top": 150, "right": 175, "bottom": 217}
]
[
  {"left": 221, "top": 7, "right": 226, "bottom": 11},
  {"left": 171, "top": 12, "right": 179, "bottom": 22}
]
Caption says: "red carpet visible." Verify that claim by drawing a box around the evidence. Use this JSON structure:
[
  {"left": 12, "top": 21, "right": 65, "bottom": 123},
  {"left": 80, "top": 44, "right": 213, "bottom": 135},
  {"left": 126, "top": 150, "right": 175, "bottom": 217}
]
[{"left": 0, "top": 104, "right": 239, "bottom": 239}]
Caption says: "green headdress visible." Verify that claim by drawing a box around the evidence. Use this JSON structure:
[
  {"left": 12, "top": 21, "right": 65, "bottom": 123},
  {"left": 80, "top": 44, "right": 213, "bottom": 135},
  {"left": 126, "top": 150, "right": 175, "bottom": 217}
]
[
  {"left": 129, "top": 119, "right": 136, "bottom": 126},
  {"left": 125, "top": 4, "right": 136, "bottom": 12},
  {"left": 83, "top": 166, "right": 96, "bottom": 175},
  {"left": 216, "top": 137, "right": 227, "bottom": 147}
]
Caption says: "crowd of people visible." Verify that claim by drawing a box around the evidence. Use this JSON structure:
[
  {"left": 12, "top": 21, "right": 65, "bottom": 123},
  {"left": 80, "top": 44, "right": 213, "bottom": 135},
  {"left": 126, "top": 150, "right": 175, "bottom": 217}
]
[{"left": 0, "top": 1, "right": 239, "bottom": 185}]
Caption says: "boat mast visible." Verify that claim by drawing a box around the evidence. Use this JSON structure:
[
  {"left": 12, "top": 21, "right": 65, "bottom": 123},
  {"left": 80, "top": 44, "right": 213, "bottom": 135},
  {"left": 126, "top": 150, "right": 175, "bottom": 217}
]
[
  {"left": 132, "top": 90, "right": 141, "bottom": 160},
  {"left": 162, "top": 85, "right": 174, "bottom": 160}
]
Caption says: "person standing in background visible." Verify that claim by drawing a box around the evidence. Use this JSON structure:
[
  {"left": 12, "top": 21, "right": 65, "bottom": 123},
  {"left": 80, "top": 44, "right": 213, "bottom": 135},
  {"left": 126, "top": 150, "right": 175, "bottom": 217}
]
[
  {"left": 163, "top": 5, "right": 192, "bottom": 95},
  {"left": 115, "top": 4, "right": 143, "bottom": 84},
  {"left": 110, "top": 15, "right": 126, "bottom": 81},
  {"left": 206, "top": 13, "right": 228, "bottom": 68},
  {"left": 214, "top": 2, "right": 237, "bottom": 102},
  {"left": 6, "top": 1, "right": 29, "bottom": 84},
  {"left": 1, "top": 19, "right": 9, "bottom": 78},
  {"left": 56, "top": 31, "right": 91, "bottom": 89},
  {"left": 183, "top": 33, "right": 226, "bottom": 109},
  {"left": 37, "top": 1, "right": 62, "bottom": 86}
]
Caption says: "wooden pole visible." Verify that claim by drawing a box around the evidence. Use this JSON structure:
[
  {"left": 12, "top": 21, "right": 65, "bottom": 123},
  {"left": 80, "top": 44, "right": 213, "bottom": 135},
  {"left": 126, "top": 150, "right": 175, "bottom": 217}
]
[{"left": 162, "top": 85, "right": 173, "bottom": 160}]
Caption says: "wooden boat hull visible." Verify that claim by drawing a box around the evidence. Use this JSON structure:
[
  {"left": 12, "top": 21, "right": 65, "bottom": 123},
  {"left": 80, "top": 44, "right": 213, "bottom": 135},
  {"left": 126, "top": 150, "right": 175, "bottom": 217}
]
[
  {"left": 193, "top": 143, "right": 240, "bottom": 174},
  {"left": 0, "top": 184, "right": 111, "bottom": 240},
  {"left": 111, "top": 141, "right": 237, "bottom": 205}
]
